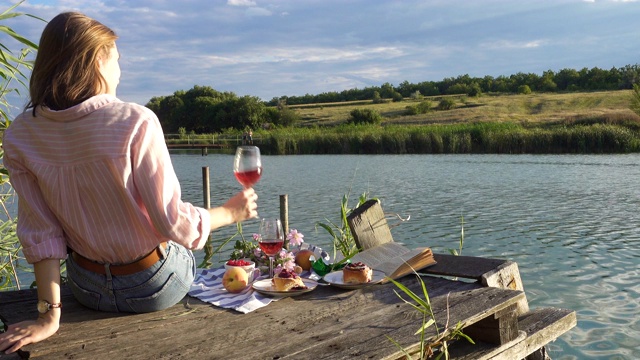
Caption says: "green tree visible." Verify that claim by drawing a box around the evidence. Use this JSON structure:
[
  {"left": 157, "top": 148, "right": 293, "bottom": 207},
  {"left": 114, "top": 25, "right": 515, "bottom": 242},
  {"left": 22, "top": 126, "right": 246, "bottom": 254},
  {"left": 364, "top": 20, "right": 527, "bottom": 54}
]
[
  {"left": 147, "top": 86, "right": 265, "bottom": 132},
  {"left": 372, "top": 91, "right": 384, "bottom": 104},
  {"left": 269, "top": 100, "right": 300, "bottom": 127},
  {"left": 190, "top": 96, "right": 219, "bottom": 132},
  {"left": 467, "top": 82, "right": 482, "bottom": 97},
  {"left": 445, "top": 83, "right": 469, "bottom": 95},
  {"left": 410, "top": 90, "right": 423, "bottom": 100},
  {"left": 554, "top": 68, "right": 580, "bottom": 91},
  {"left": 539, "top": 78, "right": 557, "bottom": 92},
  {"left": 509, "top": 72, "right": 540, "bottom": 92},
  {"left": 380, "top": 82, "right": 396, "bottom": 99},
  {"left": 437, "top": 98, "right": 455, "bottom": 110},
  {"left": 391, "top": 91, "right": 404, "bottom": 102},
  {"left": 405, "top": 100, "right": 432, "bottom": 115},
  {"left": 517, "top": 85, "right": 532, "bottom": 95},
  {"left": 348, "top": 108, "right": 382, "bottom": 125}
]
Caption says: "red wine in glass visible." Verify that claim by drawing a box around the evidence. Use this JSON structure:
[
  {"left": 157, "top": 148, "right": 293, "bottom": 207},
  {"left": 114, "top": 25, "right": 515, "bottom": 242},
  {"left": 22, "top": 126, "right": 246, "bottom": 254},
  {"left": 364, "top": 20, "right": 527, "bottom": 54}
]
[
  {"left": 234, "top": 167, "right": 262, "bottom": 188},
  {"left": 258, "top": 239, "right": 284, "bottom": 257},
  {"left": 233, "top": 146, "right": 262, "bottom": 188},
  {"left": 258, "top": 218, "right": 284, "bottom": 278}
]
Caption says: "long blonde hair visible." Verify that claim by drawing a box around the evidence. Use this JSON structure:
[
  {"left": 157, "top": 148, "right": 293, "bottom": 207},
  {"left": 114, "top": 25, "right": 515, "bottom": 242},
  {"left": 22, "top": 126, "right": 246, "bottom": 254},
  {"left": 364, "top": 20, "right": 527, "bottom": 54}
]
[{"left": 27, "top": 12, "right": 118, "bottom": 112}]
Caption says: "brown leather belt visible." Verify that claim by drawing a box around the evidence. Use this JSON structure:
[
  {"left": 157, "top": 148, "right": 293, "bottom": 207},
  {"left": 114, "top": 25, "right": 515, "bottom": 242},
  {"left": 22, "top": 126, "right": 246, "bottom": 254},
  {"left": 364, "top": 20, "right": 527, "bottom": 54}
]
[{"left": 71, "top": 242, "right": 167, "bottom": 276}]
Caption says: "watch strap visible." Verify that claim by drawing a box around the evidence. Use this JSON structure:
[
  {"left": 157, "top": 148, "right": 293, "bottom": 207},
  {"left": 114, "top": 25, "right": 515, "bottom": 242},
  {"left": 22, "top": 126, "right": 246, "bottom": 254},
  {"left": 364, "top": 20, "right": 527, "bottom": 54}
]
[{"left": 38, "top": 300, "right": 62, "bottom": 313}]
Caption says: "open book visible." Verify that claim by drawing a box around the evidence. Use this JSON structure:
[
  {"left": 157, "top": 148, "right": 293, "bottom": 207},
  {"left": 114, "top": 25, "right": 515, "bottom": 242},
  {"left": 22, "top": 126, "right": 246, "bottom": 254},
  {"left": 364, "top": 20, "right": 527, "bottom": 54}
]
[{"left": 349, "top": 242, "right": 436, "bottom": 282}]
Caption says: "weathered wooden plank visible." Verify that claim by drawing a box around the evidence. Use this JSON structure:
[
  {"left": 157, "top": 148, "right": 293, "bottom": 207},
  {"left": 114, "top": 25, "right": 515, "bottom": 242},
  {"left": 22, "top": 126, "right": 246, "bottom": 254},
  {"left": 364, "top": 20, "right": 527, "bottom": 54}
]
[
  {"left": 446, "top": 307, "right": 577, "bottom": 360},
  {"left": 423, "top": 254, "right": 529, "bottom": 314},
  {"left": 0, "top": 275, "right": 530, "bottom": 359},
  {"left": 423, "top": 254, "right": 509, "bottom": 280},
  {"left": 480, "top": 261, "right": 529, "bottom": 314},
  {"left": 347, "top": 199, "right": 394, "bottom": 250},
  {"left": 464, "top": 304, "right": 519, "bottom": 345}
]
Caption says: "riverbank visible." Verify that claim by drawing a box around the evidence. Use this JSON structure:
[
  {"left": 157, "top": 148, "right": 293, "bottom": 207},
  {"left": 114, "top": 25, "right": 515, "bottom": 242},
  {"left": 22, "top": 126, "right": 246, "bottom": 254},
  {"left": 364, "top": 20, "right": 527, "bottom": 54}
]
[{"left": 251, "top": 90, "right": 640, "bottom": 154}]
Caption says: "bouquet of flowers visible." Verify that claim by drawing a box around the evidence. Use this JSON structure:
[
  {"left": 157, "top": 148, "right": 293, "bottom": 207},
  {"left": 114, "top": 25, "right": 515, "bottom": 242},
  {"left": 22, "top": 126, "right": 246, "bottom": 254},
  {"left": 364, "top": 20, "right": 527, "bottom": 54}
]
[{"left": 230, "top": 229, "right": 305, "bottom": 275}]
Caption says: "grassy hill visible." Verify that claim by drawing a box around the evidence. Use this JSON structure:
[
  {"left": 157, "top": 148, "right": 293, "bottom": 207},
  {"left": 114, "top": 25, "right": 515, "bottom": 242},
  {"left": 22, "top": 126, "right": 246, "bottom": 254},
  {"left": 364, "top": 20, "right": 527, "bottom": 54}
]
[
  {"left": 248, "top": 90, "right": 640, "bottom": 154},
  {"left": 289, "top": 90, "right": 639, "bottom": 127}
]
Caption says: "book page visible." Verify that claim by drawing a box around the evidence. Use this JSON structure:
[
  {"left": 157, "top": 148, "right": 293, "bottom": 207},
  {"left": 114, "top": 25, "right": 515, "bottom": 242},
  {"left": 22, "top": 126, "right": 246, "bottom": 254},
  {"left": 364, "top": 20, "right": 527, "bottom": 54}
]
[
  {"left": 350, "top": 242, "right": 434, "bottom": 279},
  {"left": 350, "top": 242, "right": 410, "bottom": 268}
]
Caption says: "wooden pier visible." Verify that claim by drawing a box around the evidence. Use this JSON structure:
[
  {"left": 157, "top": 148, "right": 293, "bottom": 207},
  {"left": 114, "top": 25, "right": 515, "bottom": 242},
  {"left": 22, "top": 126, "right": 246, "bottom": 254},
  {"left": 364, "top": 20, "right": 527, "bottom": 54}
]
[
  {"left": 0, "top": 201, "right": 576, "bottom": 359},
  {"left": 0, "top": 254, "right": 576, "bottom": 359},
  {"left": 166, "top": 143, "right": 228, "bottom": 155},
  {"left": 164, "top": 134, "right": 260, "bottom": 155}
]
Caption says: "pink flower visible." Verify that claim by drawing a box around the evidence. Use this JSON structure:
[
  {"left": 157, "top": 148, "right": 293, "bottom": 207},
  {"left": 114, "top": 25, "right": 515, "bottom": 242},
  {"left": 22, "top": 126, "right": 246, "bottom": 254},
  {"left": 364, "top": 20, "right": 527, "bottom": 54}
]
[
  {"left": 274, "top": 264, "right": 284, "bottom": 275},
  {"left": 282, "top": 259, "right": 296, "bottom": 271},
  {"left": 252, "top": 233, "right": 262, "bottom": 241},
  {"left": 286, "top": 229, "right": 304, "bottom": 246}
]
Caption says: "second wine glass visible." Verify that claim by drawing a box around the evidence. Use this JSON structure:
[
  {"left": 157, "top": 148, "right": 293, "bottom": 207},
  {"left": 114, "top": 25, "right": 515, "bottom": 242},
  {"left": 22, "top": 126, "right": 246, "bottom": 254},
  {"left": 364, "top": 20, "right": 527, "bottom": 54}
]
[
  {"left": 258, "top": 218, "right": 284, "bottom": 278},
  {"left": 233, "top": 146, "right": 262, "bottom": 188}
]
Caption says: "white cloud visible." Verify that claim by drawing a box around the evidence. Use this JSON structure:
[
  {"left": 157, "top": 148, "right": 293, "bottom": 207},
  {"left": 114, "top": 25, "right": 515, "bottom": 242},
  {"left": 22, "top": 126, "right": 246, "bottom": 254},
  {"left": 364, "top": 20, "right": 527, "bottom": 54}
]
[
  {"left": 227, "top": 0, "right": 256, "bottom": 6},
  {"left": 481, "top": 39, "right": 547, "bottom": 50},
  {"left": 245, "top": 7, "right": 271, "bottom": 16},
  {"left": 3, "top": 0, "right": 640, "bottom": 105}
]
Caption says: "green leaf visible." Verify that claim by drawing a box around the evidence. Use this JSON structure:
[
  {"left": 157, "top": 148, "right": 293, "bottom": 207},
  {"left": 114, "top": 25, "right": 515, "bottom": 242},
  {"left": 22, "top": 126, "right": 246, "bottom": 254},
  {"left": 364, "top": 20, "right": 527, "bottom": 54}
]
[
  {"left": 414, "top": 318, "right": 435, "bottom": 335},
  {"left": 387, "top": 276, "right": 431, "bottom": 310}
]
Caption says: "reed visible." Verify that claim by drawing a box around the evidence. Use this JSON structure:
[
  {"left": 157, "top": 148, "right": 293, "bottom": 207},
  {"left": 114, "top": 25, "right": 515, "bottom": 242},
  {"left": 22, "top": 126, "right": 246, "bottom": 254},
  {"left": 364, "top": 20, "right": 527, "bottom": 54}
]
[
  {"left": 0, "top": 1, "right": 42, "bottom": 291},
  {"left": 253, "top": 121, "right": 640, "bottom": 155}
]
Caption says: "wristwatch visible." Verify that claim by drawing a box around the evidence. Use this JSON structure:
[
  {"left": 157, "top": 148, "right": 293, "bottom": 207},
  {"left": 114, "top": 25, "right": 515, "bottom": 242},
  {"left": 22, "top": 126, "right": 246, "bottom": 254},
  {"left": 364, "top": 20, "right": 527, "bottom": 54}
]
[{"left": 37, "top": 300, "right": 62, "bottom": 314}]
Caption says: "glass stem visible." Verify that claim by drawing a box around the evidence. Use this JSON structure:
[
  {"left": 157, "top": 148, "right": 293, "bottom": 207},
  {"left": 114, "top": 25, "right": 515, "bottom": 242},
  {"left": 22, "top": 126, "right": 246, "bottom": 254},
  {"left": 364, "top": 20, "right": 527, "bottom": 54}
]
[{"left": 269, "top": 256, "right": 274, "bottom": 278}]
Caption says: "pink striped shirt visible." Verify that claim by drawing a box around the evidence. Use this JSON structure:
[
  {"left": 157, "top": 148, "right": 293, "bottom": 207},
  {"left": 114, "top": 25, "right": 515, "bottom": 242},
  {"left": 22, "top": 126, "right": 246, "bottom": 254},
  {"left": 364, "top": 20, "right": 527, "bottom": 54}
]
[{"left": 2, "top": 94, "right": 211, "bottom": 264}]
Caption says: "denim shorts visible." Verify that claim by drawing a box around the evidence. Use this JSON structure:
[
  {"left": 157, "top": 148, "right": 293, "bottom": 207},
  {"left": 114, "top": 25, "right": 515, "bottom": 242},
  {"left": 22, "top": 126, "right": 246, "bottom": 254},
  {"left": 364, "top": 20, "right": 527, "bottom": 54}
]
[{"left": 66, "top": 241, "right": 196, "bottom": 313}]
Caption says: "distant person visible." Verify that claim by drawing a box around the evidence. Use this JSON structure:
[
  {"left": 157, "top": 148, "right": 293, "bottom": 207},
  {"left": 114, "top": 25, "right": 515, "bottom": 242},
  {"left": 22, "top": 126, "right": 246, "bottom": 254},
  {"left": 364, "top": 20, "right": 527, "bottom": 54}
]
[
  {"left": 0, "top": 12, "right": 258, "bottom": 354},
  {"left": 248, "top": 129, "right": 253, "bottom": 144},
  {"left": 242, "top": 131, "right": 247, "bottom": 145}
]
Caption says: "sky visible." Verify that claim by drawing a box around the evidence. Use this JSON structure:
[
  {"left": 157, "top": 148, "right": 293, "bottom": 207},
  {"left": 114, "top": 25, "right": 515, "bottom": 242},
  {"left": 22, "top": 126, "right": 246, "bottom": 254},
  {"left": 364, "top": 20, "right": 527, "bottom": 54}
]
[{"left": 1, "top": 0, "right": 639, "bottom": 108}]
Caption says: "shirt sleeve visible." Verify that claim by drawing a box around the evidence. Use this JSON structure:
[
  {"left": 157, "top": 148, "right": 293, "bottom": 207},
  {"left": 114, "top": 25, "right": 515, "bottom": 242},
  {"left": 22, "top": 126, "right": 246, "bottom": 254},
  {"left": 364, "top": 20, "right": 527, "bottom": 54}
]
[
  {"left": 130, "top": 108, "right": 211, "bottom": 250},
  {"left": 2, "top": 146, "right": 68, "bottom": 263}
]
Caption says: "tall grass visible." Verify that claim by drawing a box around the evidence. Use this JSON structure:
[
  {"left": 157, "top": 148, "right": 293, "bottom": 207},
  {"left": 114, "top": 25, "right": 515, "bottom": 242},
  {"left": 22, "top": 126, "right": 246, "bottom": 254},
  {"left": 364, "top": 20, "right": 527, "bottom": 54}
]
[
  {"left": 253, "top": 121, "right": 640, "bottom": 155},
  {"left": 0, "top": 2, "right": 43, "bottom": 291}
]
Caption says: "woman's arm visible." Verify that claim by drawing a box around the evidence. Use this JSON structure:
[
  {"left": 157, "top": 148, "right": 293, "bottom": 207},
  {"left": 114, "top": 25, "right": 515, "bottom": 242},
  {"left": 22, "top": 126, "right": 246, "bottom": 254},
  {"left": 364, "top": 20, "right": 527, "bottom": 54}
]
[
  {"left": 208, "top": 187, "right": 259, "bottom": 231},
  {"left": 0, "top": 259, "right": 61, "bottom": 354},
  {"left": 131, "top": 112, "right": 258, "bottom": 248}
]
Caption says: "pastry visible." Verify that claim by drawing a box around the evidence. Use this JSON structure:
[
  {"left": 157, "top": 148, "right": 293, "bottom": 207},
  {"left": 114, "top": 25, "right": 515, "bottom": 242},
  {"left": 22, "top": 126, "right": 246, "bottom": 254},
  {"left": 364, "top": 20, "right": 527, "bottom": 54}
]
[
  {"left": 272, "top": 268, "right": 307, "bottom": 291},
  {"left": 343, "top": 262, "right": 373, "bottom": 284}
]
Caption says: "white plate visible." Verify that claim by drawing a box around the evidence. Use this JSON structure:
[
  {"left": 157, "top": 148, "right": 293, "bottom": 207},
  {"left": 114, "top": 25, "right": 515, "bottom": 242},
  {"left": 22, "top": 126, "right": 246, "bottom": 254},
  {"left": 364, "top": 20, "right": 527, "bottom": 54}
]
[
  {"left": 251, "top": 278, "right": 318, "bottom": 297},
  {"left": 322, "top": 269, "right": 386, "bottom": 289}
]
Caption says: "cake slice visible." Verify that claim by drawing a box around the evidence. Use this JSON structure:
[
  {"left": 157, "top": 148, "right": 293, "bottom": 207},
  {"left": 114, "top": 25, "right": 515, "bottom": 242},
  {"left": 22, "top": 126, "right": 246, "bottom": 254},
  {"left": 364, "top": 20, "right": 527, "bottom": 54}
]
[{"left": 272, "top": 268, "right": 307, "bottom": 291}]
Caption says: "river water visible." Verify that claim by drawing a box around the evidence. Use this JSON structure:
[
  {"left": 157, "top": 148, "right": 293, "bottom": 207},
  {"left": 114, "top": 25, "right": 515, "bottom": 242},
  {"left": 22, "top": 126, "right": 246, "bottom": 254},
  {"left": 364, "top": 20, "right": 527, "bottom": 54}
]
[
  {"left": 9, "top": 152, "right": 640, "bottom": 359},
  {"left": 173, "top": 152, "right": 639, "bottom": 360}
]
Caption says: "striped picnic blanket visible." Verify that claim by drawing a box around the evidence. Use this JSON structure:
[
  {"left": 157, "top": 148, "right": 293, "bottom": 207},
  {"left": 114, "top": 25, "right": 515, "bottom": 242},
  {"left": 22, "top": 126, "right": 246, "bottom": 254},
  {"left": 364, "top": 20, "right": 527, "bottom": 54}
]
[
  {"left": 189, "top": 244, "right": 328, "bottom": 313},
  {"left": 188, "top": 267, "right": 275, "bottom": 313}
]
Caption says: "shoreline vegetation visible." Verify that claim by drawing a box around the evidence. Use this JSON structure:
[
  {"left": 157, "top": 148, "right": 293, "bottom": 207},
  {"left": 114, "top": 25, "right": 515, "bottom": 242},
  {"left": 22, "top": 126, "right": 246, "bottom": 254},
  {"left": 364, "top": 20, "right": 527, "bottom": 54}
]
[{"left": 167, "top": 90, "right": 640, "bottom": 155}]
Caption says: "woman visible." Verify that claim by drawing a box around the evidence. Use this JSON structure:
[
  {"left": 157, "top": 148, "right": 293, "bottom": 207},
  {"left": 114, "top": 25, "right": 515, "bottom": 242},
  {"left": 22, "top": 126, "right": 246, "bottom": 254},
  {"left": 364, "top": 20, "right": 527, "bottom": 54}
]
[{"left": 0, "top": 12, "right": 258, "bottom": 354}]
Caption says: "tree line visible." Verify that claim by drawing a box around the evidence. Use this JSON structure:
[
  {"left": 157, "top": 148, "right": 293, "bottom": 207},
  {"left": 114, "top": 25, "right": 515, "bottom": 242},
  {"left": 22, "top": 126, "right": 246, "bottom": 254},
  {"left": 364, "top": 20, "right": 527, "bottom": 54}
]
[
  {"left": 268, "top": 64, "right": 640, "bottom": 106},
  {"left": 147, "top": 64, "right": 640, "bottom": 134}
]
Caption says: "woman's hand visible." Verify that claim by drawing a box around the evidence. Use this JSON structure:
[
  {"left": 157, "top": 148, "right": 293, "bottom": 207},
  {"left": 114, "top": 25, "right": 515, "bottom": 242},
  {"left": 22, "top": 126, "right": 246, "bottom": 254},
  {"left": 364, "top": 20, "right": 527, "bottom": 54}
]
[
  {"left": 224, "top": 187, "right": 258, "bottom": 222},
  {"left": 1, "top": 259, "right": 62, "bottom": 354},
  {"left": 0, "top": 314, "right": 59, "bottom": 354},
  {"left": 209, "top": 188, "right": 258, "bottom": 231}
]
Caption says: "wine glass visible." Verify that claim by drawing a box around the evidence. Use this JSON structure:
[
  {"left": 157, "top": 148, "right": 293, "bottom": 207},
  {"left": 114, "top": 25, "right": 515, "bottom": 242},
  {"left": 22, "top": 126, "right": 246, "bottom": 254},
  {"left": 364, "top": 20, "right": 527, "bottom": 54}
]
[
  {"left": 258, "top": 218, "right": 284, "bottom": 278},
  {"left": 233, "top": 146, "right": 262, "bottom": 188}
]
